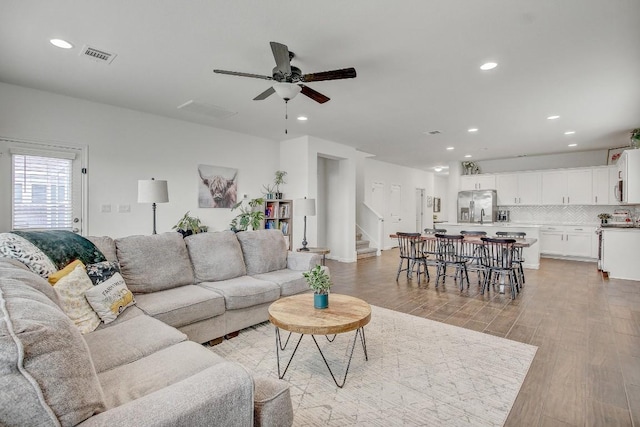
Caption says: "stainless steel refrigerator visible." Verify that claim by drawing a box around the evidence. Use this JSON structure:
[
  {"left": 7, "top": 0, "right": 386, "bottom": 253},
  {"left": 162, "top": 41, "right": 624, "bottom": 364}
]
[{"left": 457, "top": 190, "right": 497, "bottom": 224}]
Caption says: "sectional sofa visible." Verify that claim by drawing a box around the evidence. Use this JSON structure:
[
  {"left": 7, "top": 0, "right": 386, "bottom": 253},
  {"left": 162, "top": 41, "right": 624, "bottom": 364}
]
[{"left": 0, "top": 229, "right": 322, "bottom": 426}]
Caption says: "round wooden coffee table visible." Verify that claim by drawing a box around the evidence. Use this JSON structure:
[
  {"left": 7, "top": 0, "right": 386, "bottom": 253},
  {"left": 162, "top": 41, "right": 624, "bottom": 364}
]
[{"left": 268, "top": 293, "right": 371, "bottom": 388}]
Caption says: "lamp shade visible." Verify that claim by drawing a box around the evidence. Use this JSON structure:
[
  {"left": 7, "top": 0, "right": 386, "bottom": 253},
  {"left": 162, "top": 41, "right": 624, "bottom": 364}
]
[
  {"left": 295, "top": 198, "right": 316, "bottom": 216},
  {"left": 138, "top": 179, "right": 169, "bottom": 203},
  {"left": 273, "top": 83, "right": 302, "bottom": 101}
]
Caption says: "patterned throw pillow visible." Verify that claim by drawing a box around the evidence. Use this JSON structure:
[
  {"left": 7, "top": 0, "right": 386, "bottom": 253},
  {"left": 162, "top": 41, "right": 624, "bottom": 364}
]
[
  {"left": 86, "top": 260, "right": 121, "bottom": 286},
  {"left": 0, "top": 232, "right": 57, "bottom": 278},
  {"left": 48, "top": 259, "right": 85, "bottom": 285},
  {"left": 53, "top": 264, "right": 101, "bottom": 334},
  {"left": 84, "top": 272, "right": 135, "bottom": 324}
]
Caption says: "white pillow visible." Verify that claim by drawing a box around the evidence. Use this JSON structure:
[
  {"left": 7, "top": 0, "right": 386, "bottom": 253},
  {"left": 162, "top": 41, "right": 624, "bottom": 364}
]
[
  {"left": 53, "top": 264, "right": 101, "bottom": 334},
  {"left": 84, "top": 272, "right": 135, "bottom": 324}
]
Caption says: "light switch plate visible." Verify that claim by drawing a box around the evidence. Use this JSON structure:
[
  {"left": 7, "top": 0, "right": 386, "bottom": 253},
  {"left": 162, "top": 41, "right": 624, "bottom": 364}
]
[
  {"left": 100, "top": 204, "right": 111, "bottom": 213},
  {"left": 118, "top": 204, "right": 130, "bottom": 213}
]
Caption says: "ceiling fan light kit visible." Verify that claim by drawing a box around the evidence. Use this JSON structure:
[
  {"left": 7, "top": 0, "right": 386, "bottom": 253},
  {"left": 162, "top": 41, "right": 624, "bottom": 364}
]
[{"left": 273, "top": 82, "right": 301, "bottom": 101}]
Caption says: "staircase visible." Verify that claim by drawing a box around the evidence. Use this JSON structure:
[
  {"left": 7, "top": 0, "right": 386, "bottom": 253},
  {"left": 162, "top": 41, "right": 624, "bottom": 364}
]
[{"left": 356, "top": 232, "right": 378, "bottom": 260}]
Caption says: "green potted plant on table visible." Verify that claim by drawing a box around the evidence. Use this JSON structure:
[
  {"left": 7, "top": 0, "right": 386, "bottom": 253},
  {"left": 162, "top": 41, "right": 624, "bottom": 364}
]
[
  {"left": 172, "top": 211, "right": 208, "bottom": 237},
  {"left": 302, "top": 265, "right": 332, "bottom": 309},
  {"left": 230, "top": 197, "right": 265, "bottom": 232}
]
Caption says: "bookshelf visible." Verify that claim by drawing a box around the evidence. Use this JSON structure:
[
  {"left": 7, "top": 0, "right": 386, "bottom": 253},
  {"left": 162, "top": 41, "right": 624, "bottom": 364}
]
[{"left": 264, "top": 199, "right": 293, "bottom": 249}]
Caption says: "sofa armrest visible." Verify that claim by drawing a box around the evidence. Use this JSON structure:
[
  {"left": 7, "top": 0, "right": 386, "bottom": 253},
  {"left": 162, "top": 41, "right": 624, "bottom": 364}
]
[
  {"left": 286, "top": 251, "right": 321, "bottom": 271},
  {"left": 78, "top": 363, "right": 253, "bottom": 427}
]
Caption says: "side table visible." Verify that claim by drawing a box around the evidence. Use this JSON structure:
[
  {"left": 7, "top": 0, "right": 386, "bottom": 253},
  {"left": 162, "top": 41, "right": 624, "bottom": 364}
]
[{"left": 296, "top": 247, "right": 330, "bottom": 265}]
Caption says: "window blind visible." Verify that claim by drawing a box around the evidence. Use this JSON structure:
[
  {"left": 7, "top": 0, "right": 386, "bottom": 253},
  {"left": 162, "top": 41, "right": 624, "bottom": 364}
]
[{"left": 12, "top": 154, "right": 73, "bottom": 230}]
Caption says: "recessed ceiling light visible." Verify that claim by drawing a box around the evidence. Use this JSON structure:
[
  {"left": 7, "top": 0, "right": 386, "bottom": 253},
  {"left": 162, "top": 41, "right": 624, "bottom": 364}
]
[
  {"left": 446, "top": 147, "right": 455, "bottom": 150},
  {"left": 464, "top": 154, "right": 472, "bottom": 158},
  {"left": 547, "top": 115, "right": 560, "bottom": 120},
  {"left": 297, "top": 116, "right": 308, "bottom": 121},
  {"left": 434, "top": 167, "right": 443, "bottom": 172},
  {"left": 564, "top": 131, "right": 576, "bottom": 135},
  {"left": 480, "top": 62, "right": 498, "bottom": 71},
  {"left": 568, "top": 143, "right": 578, "bottom": 147},
  {"left": 50, "top": 38, "right": 73, "bottom": 49},
  {"left": 468, "top": 128, "right": 478, "bottom": 133}
]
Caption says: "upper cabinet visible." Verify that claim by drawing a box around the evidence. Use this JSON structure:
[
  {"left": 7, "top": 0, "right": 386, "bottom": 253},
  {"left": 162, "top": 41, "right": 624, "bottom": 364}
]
[
  {"left": 592, "top": 166, "right": 615, "bottom": 205},
  {"left": 460, "top": 174, "right": 496, "bottom": 191},
  {"left": 496, "top": 172, "right": 541, "bottom": 205},
  {"left": 541, "top": 169, "right": 592, "bottom": 205}
]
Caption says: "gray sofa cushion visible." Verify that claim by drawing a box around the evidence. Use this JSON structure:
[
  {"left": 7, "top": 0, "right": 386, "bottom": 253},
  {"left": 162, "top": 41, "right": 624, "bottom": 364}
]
[
  {"left": 98, "top": 341, "right": 226, "bottom": 409},
  {"left": 84, "top": 315, "right": 188, "bottom": 373},
  {"left": 0, "top": 278, "right": 105, "bottom": 427},
  {"left": 115, "top": 232, "right": 194, "bottom": 293},
  {"left": 199, "top": 276, "right": 280, "bottom": 310},
  {"left": 86, "top": 236, "right": 118, "bottom": 262},
  {"left": 134, "top": 285, "right": 226, "bottom": 328},
  {"left": 236, "top": 229, "right": 287, "bottom": 275},
  {"left": 253, "top": 269, "right": 309, "bottom": 297},
  {"left": 185, "top": 231, "right": 247, "bottom": 282}
]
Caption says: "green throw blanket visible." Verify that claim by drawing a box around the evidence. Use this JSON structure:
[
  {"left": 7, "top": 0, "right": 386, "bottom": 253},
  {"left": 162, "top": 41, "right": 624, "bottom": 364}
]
[{"left": 12, "top": 230, "right": 106, "bottom": 270}]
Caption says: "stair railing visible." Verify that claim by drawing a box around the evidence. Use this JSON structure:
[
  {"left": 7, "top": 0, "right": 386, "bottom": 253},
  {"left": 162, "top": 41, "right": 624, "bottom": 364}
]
[{"left": 357, "top": 202, "right": 384, "bottom": 256}]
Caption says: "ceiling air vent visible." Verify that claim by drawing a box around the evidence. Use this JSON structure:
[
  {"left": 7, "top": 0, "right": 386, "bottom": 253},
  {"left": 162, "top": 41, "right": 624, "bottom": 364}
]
[
  {"left": 177, "top": 100, "right": 237, "bottom": 120},
  {"left": 80, "top": 45, "right": 117, "bottom": 64},
  {"left": 426, "top": 130, "right": 442, "bottom": 135}
]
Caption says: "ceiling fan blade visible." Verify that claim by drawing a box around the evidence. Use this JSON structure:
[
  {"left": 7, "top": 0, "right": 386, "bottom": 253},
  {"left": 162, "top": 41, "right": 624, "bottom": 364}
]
[
  {"left": 213, "top": 69, "right": 272, "bottom": 80},
  {"left": 302, "top": 67, "right": 357, "bottom": 82},
  {"left": 270, "top": 42, "right": 291, "bottom": 75},
  {"left": 300, "top": 85, "right": 330, "bottom": 104},
  {"left": 253, "top": 86, "right": 275, "bottom": 101}
]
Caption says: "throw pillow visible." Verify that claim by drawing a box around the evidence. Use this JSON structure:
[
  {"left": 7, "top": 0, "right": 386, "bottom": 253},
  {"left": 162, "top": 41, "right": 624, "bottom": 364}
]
[
  {"left": 48, "top": 259, "right": 85, "bottom": 285},
  {"left": 0, "top": 232, "right": 57, "bottom": 278},
  {"left": 53, "top": 264, "right": 101, "bottom": 334},
  {"left": 86, "top": 260, "right": 121, "bottom": 286},
  {"left": 84, "top": 272, "right": 135, "bottom": 324}
]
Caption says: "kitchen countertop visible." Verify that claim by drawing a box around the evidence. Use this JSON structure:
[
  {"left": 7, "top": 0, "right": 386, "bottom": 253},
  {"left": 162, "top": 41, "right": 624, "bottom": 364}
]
[{"left": 439, "top": 222, "right": 603, "bottom": 228}]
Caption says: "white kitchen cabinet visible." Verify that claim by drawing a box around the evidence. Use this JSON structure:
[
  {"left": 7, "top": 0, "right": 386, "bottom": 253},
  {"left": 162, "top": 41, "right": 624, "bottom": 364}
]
[
  {"left": 460, "top": 174, "right": 495, "bottom": 191},
  {"left": 601, "top": 228, "right": 640, "bottom": 280},
  {"left": 540, "top": 225, "right": 595, "bottom": 258},
  {"left": 592, "top": 166, "right": 614, "bottom": 205},
  {"left": 496, "top": 172, "right": 541, "bottom": 205},
  {"left": 541, "top": 169, "right": 592, "bottom": 205}
]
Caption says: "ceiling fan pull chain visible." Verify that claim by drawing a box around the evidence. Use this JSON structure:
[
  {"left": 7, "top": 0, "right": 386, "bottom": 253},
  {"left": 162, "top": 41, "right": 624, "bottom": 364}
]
[{"left": 285, "top": 100, "right": 288, "bottom": 134}]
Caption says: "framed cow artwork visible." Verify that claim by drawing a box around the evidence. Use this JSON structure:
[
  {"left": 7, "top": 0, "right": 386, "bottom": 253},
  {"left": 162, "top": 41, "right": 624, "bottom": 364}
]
[{"left": 197, "top": 164, "right": 238, "bottom": 208}]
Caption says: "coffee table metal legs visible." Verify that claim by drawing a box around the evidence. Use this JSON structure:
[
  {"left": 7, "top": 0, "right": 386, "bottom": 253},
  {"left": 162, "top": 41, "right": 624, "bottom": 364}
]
[{"left": 274, "top": 327, "right": 368, "bottom": 388}]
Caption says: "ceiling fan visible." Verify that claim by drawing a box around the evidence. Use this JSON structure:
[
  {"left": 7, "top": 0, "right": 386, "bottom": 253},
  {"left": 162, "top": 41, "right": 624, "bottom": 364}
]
[{"left": 213, "top": 41, "right": 356, "bottom": 104}]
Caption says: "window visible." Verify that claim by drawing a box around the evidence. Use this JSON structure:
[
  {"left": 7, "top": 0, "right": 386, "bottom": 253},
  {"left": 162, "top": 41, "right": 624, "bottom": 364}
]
[{"left": 12, "top": 154, "right": 74, "bottom": 230}]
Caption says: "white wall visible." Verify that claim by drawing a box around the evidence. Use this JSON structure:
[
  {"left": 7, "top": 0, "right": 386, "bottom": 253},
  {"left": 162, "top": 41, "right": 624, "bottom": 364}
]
[
  {"left": 363, "top": 158, "right": 434, "bottom": 250},
  {"left": 433, "top": 175, "right": 448, "bottom": 222},
  {"left": 0, "top": 82, "right": 278, "bottom": 237}
]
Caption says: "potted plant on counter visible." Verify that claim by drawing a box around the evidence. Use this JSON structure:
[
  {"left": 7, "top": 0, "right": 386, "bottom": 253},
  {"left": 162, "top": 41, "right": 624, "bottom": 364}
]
[
  {"left": 173, "top": 211, "right": 208, "bottom": 237},
  {"left": 631, "top": 128, "right": 640, "bottom": 149},
  {"left": 598, "top": 213, "right": 612, "bottom": 224},
  {"left": 303, "top": 265, "right": 332, "bottom": 309}
]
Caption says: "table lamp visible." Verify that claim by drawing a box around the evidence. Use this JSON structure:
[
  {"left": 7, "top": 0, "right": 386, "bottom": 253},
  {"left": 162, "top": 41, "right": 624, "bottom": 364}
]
[
  {"left": 295, "top": 197, "right": 316, "bottom": 251},
  {"left": 138, "top": 178, "right": 169, "bottom": 234}
]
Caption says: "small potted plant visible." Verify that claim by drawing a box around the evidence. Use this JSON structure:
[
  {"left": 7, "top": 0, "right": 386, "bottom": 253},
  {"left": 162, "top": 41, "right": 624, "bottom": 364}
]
[
  {"left": 302, "top": 265, "right": 332, "bottom": 309},
  {"left": 631, "top": 128, "right": 640, "bottom": 149},
  {"left": 173, "top": 211, "right": 208, "bottom": 237},
  {"left": 261, "top": 184, "right": 276, "bottom": 200},
  {"left": 229, "top": 198, "right": 265, "bottom": 232},
  {"left": 597, "top": 213, "right": 612, "bottom": 224},
  {"left": 274, "top": 170, "right": 287, "bottom": 199}
]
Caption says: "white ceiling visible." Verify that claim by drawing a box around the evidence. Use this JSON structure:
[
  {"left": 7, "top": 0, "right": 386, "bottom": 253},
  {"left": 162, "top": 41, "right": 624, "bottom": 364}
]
[{"left": 1, "top": 1, "right": 639, "bottom": 172}]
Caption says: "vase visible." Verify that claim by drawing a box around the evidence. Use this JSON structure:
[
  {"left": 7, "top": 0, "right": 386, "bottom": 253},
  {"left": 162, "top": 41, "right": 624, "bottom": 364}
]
[{"left": 314, "top": 293, "right": 328, "bottom": 309}]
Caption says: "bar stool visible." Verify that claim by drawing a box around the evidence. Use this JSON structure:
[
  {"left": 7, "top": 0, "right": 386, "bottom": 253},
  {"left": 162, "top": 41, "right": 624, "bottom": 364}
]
[
  {"left": 434, "top": 234, "right": 469, "bottom": 290},
  {"left": 395, "top": 232, "right": 428, "bottom": 284},
  {"left": 480, "top": 237, "right": 519, "bottom": 299},
  {"left": 496, "top": 231, "right": 526, "bottom": 286}
]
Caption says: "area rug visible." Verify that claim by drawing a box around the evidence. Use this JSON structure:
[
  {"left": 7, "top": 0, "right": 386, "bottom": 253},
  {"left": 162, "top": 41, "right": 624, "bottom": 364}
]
[{"left": 211, "top": 305, "right": 537, "bottom": 426}]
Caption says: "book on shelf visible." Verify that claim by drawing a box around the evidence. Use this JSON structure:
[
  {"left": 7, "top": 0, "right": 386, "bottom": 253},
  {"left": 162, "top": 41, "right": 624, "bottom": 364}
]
[
  {"left": 265, "top": 219, "right": 276, "bottom": 229},
  {"left": 279, "top": 203, "right": 290, "bottom": 219},
  {"left": 280, "top": 221, "right": 289, "bottom": 235}
]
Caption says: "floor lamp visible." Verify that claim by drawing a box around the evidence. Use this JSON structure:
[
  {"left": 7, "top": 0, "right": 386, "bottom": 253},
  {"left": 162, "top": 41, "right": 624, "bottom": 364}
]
[
  {"left": 138, "top": 178, "right": 169, "bottom": 234},
  {"left": 295, "top": 197, "right": 316, "bottom": 251}
]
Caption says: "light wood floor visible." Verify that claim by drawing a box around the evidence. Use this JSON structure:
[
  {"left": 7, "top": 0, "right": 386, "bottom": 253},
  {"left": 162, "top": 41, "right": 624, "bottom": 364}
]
[{"left": 326, "top": 250, "right": 640, "bottom": 427}]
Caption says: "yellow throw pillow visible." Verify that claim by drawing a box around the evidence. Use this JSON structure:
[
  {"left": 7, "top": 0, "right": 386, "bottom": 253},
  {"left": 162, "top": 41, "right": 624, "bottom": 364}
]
[
  {"left": 52, "top": 264, "right": 101, "bottom": 334},
  {"left": 48, "top": 259, "right": 85, "bottom": 285}
]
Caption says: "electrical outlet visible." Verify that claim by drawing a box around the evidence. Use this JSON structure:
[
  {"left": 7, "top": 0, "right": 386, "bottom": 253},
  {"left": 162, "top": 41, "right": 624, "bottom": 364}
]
[
  {"left": 100, "top": 204, "right": 112, "bottom": 213},
  {"left": 118, "top": 204, "right": 130, "bottom": 213}
]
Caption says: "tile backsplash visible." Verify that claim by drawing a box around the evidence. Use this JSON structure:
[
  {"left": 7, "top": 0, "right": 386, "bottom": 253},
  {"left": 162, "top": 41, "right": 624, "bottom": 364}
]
[{"left": 500, "top": 205, "right": 639, "bottom": 225}]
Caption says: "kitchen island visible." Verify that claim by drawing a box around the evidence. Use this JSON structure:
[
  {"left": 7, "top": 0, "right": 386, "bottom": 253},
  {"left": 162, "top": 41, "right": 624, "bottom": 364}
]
[
  {"left": 438, "top": 223, "right": 541, "bottom": 269},
  {"left": 601, "top": 228, "right": 640, "bottom": 281}
]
